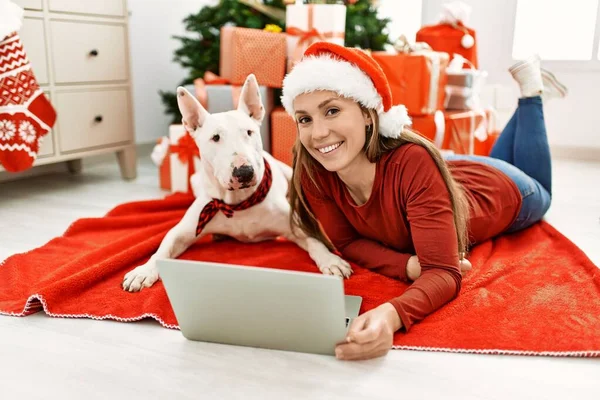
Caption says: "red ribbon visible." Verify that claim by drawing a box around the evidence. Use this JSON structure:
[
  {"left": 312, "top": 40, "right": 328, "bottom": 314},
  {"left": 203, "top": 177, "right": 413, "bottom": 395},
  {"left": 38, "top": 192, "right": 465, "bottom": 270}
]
[
  {"left": 196, "top": 158, "right": 273, "bottom": 236},
  {"left": 169, "top": 131, "right": 200, "bottom": 193},
  {"left": 286, "top": 5, "right": 345, "bottom": 70}
]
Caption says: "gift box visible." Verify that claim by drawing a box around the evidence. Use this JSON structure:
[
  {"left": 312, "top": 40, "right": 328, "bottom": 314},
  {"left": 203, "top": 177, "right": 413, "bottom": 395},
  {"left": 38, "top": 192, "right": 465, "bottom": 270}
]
[
  {"left": 444, "top": 54, "right": 488, "bottom": 111},
  {"left": 371, "top": 50, "right": 449, "bottom": 116},
  {"left": 442, "top": 109, "right": 497, "bottom": 156},
  {"left": 219, "top": 26, "right": 287, "bottom": 88},
  {"left": 185, "top": 73, "right": 275, "bottom": 152},
  {"left": 168, "top": 125, "right": 201, "bottom": 194},
  {"left": 270, "top": 107, "right": 297, "bottom": 167},
  {"left": 417, "top": 24, "right": 478, "bottom": 69},
  {"left": 409, "top": 108, "right": 497, "bottom": 156},
  {"left": 476, "top": 130, "right": 500, "bottom": 156},
  {"left": 285, "top": 2, "right": 346, "bottom": 72},
  {"left": 416, "top": 2, "right": 478, "bottom": 68},
  {"left": 410, "top": 110, "right": 447, "bottom": 147},
  {"left": 151, "top": 136, "right": 172, "bottom": 191}
]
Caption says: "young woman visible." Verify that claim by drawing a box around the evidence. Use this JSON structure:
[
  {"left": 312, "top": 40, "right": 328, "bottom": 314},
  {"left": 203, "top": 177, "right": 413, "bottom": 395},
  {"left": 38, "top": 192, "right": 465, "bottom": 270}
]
[{"left": 280, "top": 42, "right": 566, "bottom": 361}]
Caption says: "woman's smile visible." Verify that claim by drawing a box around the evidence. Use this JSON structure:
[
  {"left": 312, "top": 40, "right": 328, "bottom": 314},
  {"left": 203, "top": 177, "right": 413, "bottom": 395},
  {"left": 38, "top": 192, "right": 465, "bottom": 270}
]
[{"left": 316, "top": 141, "right": 344, "bottom": 155}]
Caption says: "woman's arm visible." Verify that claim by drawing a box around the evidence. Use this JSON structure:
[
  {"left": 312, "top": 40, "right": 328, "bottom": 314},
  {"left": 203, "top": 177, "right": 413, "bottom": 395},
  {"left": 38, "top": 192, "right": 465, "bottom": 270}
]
[
  {"left": 303, "top": 191, "right": 413, "bottom": 282},
  {"left": 385, "top": 147, "right": 464, "bottom": 332},
  {"left": 302, "top": 146, "right": 463, "bottom": 333}
]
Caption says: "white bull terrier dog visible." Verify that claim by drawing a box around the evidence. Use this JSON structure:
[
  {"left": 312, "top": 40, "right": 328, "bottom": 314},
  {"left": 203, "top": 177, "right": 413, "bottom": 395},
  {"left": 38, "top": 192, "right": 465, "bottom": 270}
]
[{"left": 122, "top": 74, "right": 352, "bottom": 292}]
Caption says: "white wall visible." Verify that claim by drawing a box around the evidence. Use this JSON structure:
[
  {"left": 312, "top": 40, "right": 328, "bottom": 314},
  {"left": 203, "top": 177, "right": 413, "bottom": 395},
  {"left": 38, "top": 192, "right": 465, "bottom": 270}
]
[
  {"left": 422, "top": 0, "right": 600, "bottom": 151},
  {"left": 127, "top": 0, "right": 214, "bottom": 144}
]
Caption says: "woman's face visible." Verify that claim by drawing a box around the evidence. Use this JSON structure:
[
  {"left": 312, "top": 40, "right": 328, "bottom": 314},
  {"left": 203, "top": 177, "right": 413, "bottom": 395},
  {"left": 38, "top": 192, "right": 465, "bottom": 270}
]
[{"left": 293, "top": 90, "right": 371, "bottom": 173}]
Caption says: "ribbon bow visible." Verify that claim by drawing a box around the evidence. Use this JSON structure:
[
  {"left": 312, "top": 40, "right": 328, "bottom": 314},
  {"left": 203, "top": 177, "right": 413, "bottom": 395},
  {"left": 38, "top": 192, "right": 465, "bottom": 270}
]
[
  {"left": 392, "top": 34, "right": 432, "bottom": 54},
  {"left": 286, "top": 4, "right": 345, "bottom": 70},
  {"left": 196, "top": 158, "right": 273, "bottom": 236},
  {"left": 169, "top": 131, "right": 200, "bottom": 193}
]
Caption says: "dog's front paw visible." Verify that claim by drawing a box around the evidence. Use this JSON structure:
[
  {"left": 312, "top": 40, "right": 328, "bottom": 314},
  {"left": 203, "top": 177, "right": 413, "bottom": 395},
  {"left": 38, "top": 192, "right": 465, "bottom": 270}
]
[
  {"left": 122, "top": 262, "right": 159, "bottom": 292},
  {"left": 316, "top": 253, "right": 353, "bottom": 279}
]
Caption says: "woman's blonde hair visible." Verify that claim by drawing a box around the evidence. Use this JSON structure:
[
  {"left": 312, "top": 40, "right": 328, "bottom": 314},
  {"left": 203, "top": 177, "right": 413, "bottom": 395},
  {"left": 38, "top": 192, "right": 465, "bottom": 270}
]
[{"left": 288, "top": 106, "right": 470, "bottom": 257}]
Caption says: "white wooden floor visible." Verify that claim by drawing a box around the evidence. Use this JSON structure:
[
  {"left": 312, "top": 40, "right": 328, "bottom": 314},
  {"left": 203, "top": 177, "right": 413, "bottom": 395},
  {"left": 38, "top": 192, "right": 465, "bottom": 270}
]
[{"left": 1, "top": 152, "right": 599, "bottom": 400}]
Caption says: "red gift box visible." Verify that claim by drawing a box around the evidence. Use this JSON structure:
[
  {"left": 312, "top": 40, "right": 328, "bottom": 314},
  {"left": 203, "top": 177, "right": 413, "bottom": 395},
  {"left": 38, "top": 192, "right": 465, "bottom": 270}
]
[
  {"left": 410, "top": 110, "right": 446, "bottom": 146},
  {"left": 152, "top": 136, "right": 172, "bottom": 191},
  {"left": 270, "top": 107, "right": 297, "bottom": 167},
  {"left": 372, "top": 50, "right": 449, "bottom": 116},
  {"left": 442, "top": 109, "right": 497, "bottom": 155},
  {"left": 409, "top": 109, "right": 498, "bottom": 156},
  {"left": 416, "top": 22, "right": 478, "bottom": 69},
  {"left": 219, "top": 26, "right": 287, "bottom": 88}
]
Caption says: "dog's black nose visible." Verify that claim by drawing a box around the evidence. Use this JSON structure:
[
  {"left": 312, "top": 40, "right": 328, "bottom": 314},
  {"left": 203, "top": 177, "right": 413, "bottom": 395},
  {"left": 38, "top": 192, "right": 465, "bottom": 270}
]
[{"left": 232, "top": 165, "right": 254, "bottom": 183}]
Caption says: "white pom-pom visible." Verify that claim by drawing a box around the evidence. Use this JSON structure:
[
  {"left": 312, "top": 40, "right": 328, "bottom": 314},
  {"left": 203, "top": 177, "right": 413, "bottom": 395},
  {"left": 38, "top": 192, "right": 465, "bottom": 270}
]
[
  {"left": 461, "top": 33, "right": 475, "bottom": 49},
  {"left": 0, "top": 0, "right": 24, "bottom": 40},
  {"left": 378, "top": 105, "right": 412, "bottom": 139},
  {"left": 151, "top": 136, "right": 170, "bottom": 167}
]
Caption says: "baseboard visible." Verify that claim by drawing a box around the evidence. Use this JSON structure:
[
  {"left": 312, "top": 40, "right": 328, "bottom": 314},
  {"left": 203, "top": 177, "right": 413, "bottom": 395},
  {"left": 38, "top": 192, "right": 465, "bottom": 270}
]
[
  {"left": 551, "top": 145, "right": 600, "bottom": 162},
  {"left": 0, "top": 143, "right": 155, "bottom": 183}
]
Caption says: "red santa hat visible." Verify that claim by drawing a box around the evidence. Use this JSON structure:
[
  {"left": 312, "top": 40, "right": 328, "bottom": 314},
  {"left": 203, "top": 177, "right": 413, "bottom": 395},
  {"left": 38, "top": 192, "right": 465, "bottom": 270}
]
[{"left": 281, "top": 42, "right": 411, "bottom": 139}]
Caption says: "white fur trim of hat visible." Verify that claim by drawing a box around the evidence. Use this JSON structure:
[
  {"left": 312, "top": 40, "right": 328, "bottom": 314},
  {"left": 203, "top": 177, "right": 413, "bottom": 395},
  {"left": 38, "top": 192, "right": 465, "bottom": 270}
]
[{"left": 281, "top": 53, "right": 411, "bottom": 139}]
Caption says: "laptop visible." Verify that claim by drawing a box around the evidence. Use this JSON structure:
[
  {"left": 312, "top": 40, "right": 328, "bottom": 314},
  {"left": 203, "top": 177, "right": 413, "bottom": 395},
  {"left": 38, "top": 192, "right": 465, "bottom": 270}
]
[{"left": 156, "top": 258, "right": 362, "bottom": 356}]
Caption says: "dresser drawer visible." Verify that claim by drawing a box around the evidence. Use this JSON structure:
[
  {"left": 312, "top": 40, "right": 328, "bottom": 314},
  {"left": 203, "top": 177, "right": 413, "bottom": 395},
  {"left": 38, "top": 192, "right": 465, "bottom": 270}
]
[
  {"left": 56, "top": 89, "right": 132, "bottom": 153},
  {"left": 48, "top": 0, "right": 125, "bottom": 17},
  {"left": 13, "top": 0, "right": 43, "bottom": 11},
  {"left": 19, "top": 18, "right": 49, "bottom": 85},
  {"left": 50, "top": 21, "right": 128, "bottom": 84}
]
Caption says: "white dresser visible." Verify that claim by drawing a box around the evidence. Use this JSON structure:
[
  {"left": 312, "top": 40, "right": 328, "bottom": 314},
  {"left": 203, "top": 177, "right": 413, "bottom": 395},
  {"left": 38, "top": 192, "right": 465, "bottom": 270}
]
[{"left": 4, "top": 0, "right": 137, "bottom": 179}]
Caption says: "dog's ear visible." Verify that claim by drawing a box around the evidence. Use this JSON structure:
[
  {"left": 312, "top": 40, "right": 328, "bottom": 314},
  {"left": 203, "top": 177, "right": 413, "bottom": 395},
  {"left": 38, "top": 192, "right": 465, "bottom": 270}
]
[
  {"left": 176, "top": 86, "right": 208, "bottom": 133},
  {"left": 237, "top": 74, "right": 265, "bottom": 125}
]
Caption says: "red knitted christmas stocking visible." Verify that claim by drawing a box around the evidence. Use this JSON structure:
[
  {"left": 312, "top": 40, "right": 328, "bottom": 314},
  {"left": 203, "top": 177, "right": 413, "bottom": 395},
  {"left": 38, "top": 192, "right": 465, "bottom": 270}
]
[{"left": 0, "top": 32, "right": 57, "bottom": 172}]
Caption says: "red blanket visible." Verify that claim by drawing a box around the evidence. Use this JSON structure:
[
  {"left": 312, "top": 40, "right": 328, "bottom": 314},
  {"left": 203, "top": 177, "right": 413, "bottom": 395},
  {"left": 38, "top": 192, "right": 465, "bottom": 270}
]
[{"left": 1, "top": 193, "right": 599, "bottom": 357}]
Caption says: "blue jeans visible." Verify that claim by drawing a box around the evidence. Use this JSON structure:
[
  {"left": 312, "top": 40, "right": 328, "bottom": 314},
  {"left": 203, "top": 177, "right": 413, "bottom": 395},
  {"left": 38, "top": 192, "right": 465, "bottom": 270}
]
[{"left": 444, "top": 96, "right": 552, "bottom": 233}]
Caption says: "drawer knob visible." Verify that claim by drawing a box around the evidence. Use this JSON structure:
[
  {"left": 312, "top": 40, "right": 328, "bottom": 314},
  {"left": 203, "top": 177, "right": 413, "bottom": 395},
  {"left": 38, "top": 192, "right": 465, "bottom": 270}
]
[
  {"left": 94, "top": 115, "right": 103, "bottom": 123},
  {"left": 89, "top": 49, "right": 99, "bottom": 57}
]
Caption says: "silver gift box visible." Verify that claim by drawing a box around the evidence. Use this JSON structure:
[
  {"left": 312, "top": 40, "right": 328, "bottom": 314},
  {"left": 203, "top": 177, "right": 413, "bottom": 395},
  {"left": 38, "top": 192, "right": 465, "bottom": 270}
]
[
  {"left": 447, "top": 73, "right": 477, "bottom": 88},
  {"left": 184, "top": 84, "right": 274, "bottom": 152},
  {"left": 444, "top": 70, "right": 487, "bottom": 111}
]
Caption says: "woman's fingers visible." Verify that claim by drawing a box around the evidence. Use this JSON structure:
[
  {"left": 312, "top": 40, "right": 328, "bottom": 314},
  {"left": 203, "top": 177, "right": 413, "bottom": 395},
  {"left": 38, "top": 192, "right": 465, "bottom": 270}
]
[
  {"left": 347, "top": 325, "right": 379, "bottom": 344},
  {"left": 337, "top": 340, "right": 390, "bottom": 361},
  {"left": 336, "top": 336, "right": 381, "bottom": 360},
  {"left": 346, "top": 315, "right": 367, "bottom": 337}
]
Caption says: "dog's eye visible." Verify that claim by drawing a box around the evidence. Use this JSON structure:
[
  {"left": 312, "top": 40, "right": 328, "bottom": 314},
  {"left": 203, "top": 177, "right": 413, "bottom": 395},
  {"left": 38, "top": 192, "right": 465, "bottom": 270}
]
[
  {"left": 211, "top": 134, "right": 220, "bottom": 142},
  {"left": 247, "top": 130, "right": 253, "bottom": 136}
]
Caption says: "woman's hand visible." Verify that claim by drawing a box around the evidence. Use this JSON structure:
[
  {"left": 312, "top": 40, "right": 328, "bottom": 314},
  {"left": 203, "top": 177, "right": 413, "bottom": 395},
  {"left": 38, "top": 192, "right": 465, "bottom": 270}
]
[
  {"left": 334, "top": 303, "right": 402, "bottom": 361},
  {"left": 406, "top": 255, "right": 472, "bottom": 280}
]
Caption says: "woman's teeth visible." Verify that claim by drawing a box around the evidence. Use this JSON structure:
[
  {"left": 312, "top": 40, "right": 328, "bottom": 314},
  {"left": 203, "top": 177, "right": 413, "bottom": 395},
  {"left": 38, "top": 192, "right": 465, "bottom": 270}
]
[{"left": 318, "top": 142, "right": 342, "bottom": 154}]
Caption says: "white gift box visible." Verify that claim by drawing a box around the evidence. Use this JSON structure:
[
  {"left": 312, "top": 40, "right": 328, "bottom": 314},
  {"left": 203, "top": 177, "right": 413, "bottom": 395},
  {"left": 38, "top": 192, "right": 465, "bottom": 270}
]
[{"left": 285, "top": 3, "right": 346, "bottom": 71}]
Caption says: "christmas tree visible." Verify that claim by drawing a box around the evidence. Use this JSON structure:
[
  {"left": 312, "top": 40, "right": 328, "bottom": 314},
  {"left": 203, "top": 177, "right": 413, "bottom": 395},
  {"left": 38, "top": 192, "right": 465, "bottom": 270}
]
[{"left": 160, "top": 0, "right": 392, "bottom": 124}]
